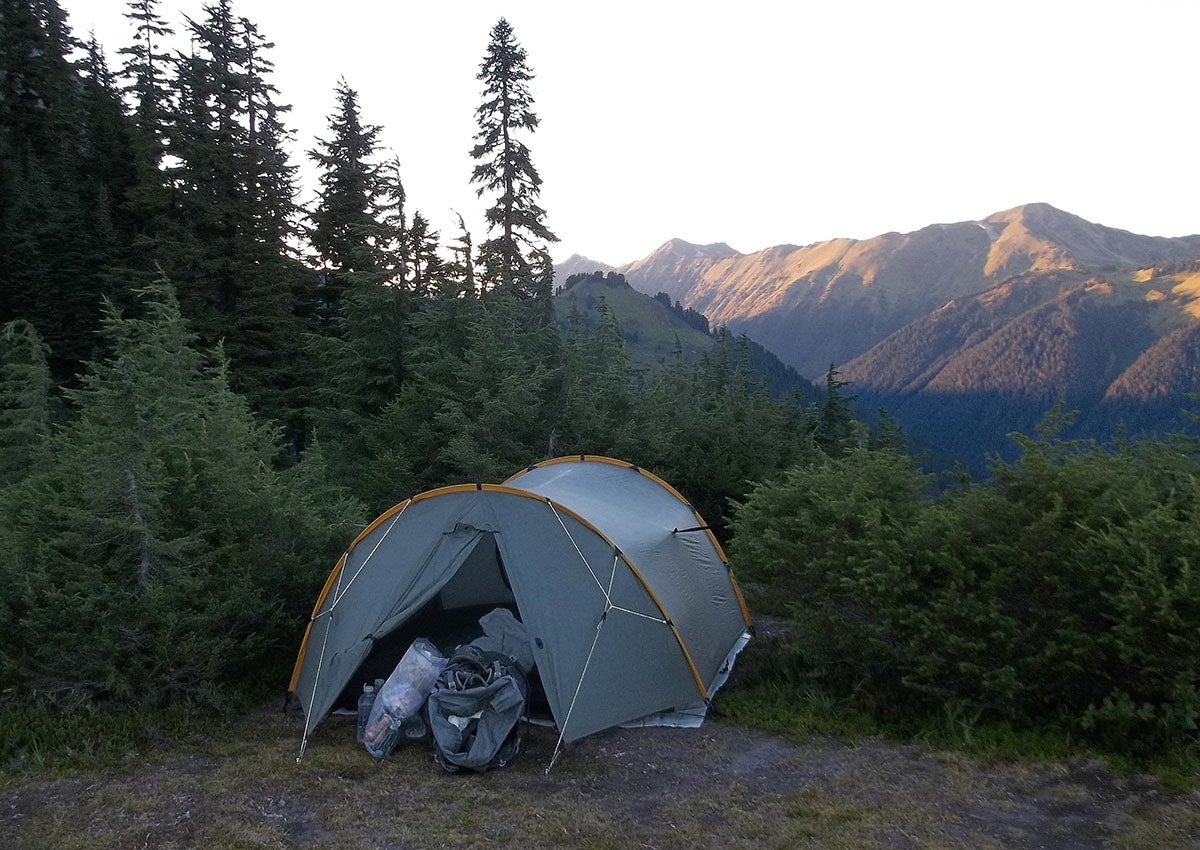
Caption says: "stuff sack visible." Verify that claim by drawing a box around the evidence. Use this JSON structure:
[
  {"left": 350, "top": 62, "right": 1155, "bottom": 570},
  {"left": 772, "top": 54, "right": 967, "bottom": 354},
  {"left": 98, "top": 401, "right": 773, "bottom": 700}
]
[
  {"left": 362, "top": 637, "right": 447, "bottom": 759},
  {"left": 428, "top": 644, "right": 528, "bottom": 773}
]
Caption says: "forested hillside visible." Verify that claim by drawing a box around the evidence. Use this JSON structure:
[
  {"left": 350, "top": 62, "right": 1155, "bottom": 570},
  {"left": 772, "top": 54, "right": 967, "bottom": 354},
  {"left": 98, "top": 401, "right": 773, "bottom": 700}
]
[
  {"left": 0, "top": 1, "right": 844, "bottom": 718},
  {"left": 554, "top": 270, "right": 818, "bottom": 400},
  {"left": 842, "top": 261, "right": 1200, "bottom": 469}
]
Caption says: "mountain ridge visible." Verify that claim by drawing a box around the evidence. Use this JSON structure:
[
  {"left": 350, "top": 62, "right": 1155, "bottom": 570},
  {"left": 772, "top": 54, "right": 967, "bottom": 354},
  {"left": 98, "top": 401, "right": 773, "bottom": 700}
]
[
  {"left": 598, "top": 204, "right": 1200, "bottom": 379},
  {"left": 555, "top": 204, "right": 1200, "bottom": 468}
]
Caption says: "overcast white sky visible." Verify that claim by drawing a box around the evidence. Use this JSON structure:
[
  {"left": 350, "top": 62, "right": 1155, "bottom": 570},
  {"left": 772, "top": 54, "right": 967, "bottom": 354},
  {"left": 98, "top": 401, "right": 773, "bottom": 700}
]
[{"left": 76, "top": 0, "right": 1200, "bottom": 265}]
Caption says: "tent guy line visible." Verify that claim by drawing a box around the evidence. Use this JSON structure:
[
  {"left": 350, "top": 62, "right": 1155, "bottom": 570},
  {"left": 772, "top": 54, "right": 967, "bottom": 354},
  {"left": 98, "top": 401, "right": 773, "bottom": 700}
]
[{"left": 548, "top": 603, "right": 607, "bottom": 772}]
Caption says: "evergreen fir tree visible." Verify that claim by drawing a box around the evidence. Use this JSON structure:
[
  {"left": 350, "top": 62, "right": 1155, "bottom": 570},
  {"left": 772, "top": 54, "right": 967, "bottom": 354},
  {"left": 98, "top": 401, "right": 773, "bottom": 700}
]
[
  {"left": 405, "top": 211, "right": 445, "bottom": 296},
  {"left": 816, "top": 363, "right": 858, "bottom": 457},
  {"left": 0, "top": 0, "right": 130, "bottom": 378},
  {"left": 430, "top": 291, "right": 551, "bottom": 483},
  {"left": 0, "top": 0, "right": 79, "bottom": 164},
  {"left": 80, "top": 34, "right": 136, "bottom": 233},
  {"left": 446, "top": 211, "right": 477, "bottom": 297},
  {"left": 0, "top": 319, "right": 52, "bottom": 482},
  {"left": 377, "top": 156, "right": 410, "bottom": 278},
  {"left": 307, "top": 78, "right": 389, "bottom": 312},
  {"left": 557, "top": 295, "right": 631, "bottom": 454},
  {"left": 0, "top": 282, "right": 361, "bottom": 706},
  {"left": 119, "top": 0, "right": 174, "bottom": 123},
  {"left": 118, "top": 0, "right": 175, "bottom": 269},
  {"left": 158, "top": 1, "right": 309, "bottom": 435},
  {"left": 469, "top": 18, "right": 557, "bottom": 295}
]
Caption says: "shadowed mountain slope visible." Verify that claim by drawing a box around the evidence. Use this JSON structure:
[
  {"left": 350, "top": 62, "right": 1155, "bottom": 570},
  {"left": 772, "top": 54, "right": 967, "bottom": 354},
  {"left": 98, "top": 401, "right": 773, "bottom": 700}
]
[{"left": 553, "top": 270, "right": 817, "bottom": 402}]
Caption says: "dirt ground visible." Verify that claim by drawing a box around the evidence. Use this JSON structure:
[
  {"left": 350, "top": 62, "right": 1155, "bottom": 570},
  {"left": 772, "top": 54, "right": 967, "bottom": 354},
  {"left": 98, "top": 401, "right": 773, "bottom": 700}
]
[{"left": 2, "top": 707, "right": 1197, "bottom": 850}]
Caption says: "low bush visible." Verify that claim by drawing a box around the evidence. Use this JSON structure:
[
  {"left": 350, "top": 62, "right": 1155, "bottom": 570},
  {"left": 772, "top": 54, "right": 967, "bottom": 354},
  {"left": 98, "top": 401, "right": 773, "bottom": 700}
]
[{"left": 729, "top": 421, "right": 1200, "bottom": 760}]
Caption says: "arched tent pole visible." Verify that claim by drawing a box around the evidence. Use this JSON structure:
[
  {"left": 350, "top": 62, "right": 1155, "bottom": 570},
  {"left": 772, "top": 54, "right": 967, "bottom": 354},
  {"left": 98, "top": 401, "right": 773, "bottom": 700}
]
[
  {"left": 288, "top": 496, "right": 416, "bottom": 694},
  {"left": 545, "top": 547, "right": 663, "bottom": 772},
  {"left": 296, "top": 556, "right": 349, "bottom": 763},
  {"left": 547, "top": 599, "right": 607, "bottom": 772},
  {"left": 287, "top": 551, "right": 347, "bottom": 694},
  {"left": 540, "top": 501, "right": 711, "bottom": 771}
]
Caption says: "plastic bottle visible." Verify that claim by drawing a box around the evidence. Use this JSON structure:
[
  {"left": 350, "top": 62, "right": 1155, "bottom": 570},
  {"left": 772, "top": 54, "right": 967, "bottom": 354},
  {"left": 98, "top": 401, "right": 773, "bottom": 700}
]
[{"left": 356, "top": 683, "right": 376, "bottom": 743}]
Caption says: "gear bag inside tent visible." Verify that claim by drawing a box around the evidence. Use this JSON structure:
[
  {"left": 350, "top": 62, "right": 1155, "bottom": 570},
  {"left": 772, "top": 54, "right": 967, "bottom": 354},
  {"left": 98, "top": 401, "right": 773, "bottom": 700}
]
[{"left": 288, "top": 456, "right": 753, "bottom": 767}]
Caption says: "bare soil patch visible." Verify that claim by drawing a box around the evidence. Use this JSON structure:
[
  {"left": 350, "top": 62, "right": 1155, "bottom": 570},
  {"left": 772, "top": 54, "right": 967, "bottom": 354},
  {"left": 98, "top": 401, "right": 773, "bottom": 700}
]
[{"left": 2, "top": 707, "right": 1196, "bottom": 849}]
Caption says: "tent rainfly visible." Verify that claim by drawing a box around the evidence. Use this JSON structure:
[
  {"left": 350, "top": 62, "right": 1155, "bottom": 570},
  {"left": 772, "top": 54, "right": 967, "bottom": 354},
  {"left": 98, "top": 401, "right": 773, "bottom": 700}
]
[{"left": 288, "top": 455, "right": 753, "bottom": 764}]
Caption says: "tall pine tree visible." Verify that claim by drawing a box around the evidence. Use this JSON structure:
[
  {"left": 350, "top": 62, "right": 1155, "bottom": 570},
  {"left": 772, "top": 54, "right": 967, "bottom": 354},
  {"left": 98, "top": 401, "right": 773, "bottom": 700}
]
[
  {"left": 0, "top": 0, "right": 131, "bottom": 379},
  {"left": 307, "top": 78, "right": 389, "bottom": 319},
  {"left": 0, "top": 282, "right": 361, "bottom": 707},
  {"left": 118, "top": 0, "right": 175, "bottom": 271},
  {"left": 158, "top": 1, "right": 309, "bottom": 436},
  {"left": 469, "top": 18, "right": 557, "bottom": 296},
  {"left": 0, "top": 319, "right": 52, "bottom": 482}
]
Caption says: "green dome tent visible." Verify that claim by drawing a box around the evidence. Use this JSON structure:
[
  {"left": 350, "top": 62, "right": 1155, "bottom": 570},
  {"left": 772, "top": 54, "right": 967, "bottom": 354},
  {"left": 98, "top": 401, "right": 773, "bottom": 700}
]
[{"left": 288, "top": 456, "right": 752, "bottom": 761}]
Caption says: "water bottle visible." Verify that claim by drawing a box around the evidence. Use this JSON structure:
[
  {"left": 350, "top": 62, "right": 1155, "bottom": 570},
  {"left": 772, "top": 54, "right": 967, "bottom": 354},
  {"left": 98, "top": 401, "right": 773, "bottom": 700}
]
[{"left": 356, "top": 683, "right": 376, "bottom": 743}]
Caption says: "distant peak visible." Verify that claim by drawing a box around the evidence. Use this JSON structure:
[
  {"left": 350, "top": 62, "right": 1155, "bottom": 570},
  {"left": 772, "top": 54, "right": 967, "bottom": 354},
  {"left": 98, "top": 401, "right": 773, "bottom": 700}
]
[
  {"left": 655, "top": 238, "right": 740, "bottom": 259},
  {"left": 985, "top": 202, "right": 1076, "bottom": 226},
  {"left": 557, "top": 252, "right": 612, "bottom": 266}
]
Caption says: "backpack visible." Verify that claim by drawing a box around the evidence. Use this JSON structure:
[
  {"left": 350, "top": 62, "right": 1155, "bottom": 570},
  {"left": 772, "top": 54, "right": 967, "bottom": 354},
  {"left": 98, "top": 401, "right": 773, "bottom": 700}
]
[{"left": 427, "top": 644, "right": 529, "bottom": 773}]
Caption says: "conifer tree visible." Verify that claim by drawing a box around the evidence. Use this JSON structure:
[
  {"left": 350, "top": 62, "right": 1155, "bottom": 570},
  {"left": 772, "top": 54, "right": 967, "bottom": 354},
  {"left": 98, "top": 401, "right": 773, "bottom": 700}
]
[
  {"left": 0, "top": 320, "right": 52, "bottom": 483},
  {"left": 448, "top": 211, "right": 476, "bottom": 297},
  {"left": 469, "top": 18, "right": 557, "bottom": 295},
  {"left": 158, "top": 1, "right": 308, "bottom": 434},
  {"left": 405, "top": 211, "right": 445, "bottom": 296},
  {"left": 427, "top": 291, "right": 552, "bottom": 484},
  {"left": 0, "top": 0, "right": 130, "bottom": 378},
  {"left": 557, "top": 295, "right": 631, "bottom": 453},
  {"left": 816, "top": 363, "right": 858, "bottom": 456},
  {"left": 308, "top": 80, "right": 387, "bottom": 285},
  {"left": 117, "top": 0, "right": 175, "bottom": 270},
  {"left": 80, "top": 34, "right": 136, "bottom": 234},
  {"left": 0, "top": 282, "right": 361, "bottom": 706},
  {"left": 0, "top": 0, "right": 79, "bottom": 163},
  {"left": 377, "top": 156, "right": 410, "bottom": 276},
  {"left": 306, "top": 90, "right": 441, "bottom": 475},
  {"left": 119, "top": 0, "right": 174, "bottom": 125}
]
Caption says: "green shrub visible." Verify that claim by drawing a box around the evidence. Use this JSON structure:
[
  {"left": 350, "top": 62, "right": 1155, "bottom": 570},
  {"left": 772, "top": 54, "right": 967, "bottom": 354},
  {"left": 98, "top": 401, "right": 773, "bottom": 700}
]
[
  {"left": 0, "top": 285, "right": 365, "bottom": 711},
  {"left": 729, "top": 426, "right": 1200, "bottom": 757}
]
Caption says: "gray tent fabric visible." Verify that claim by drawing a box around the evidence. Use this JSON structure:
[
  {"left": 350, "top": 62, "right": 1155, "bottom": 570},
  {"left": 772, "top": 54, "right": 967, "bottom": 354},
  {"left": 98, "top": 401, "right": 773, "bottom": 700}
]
[{"left": 289, "top": 456, "right": 752, "bottom": 757}]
